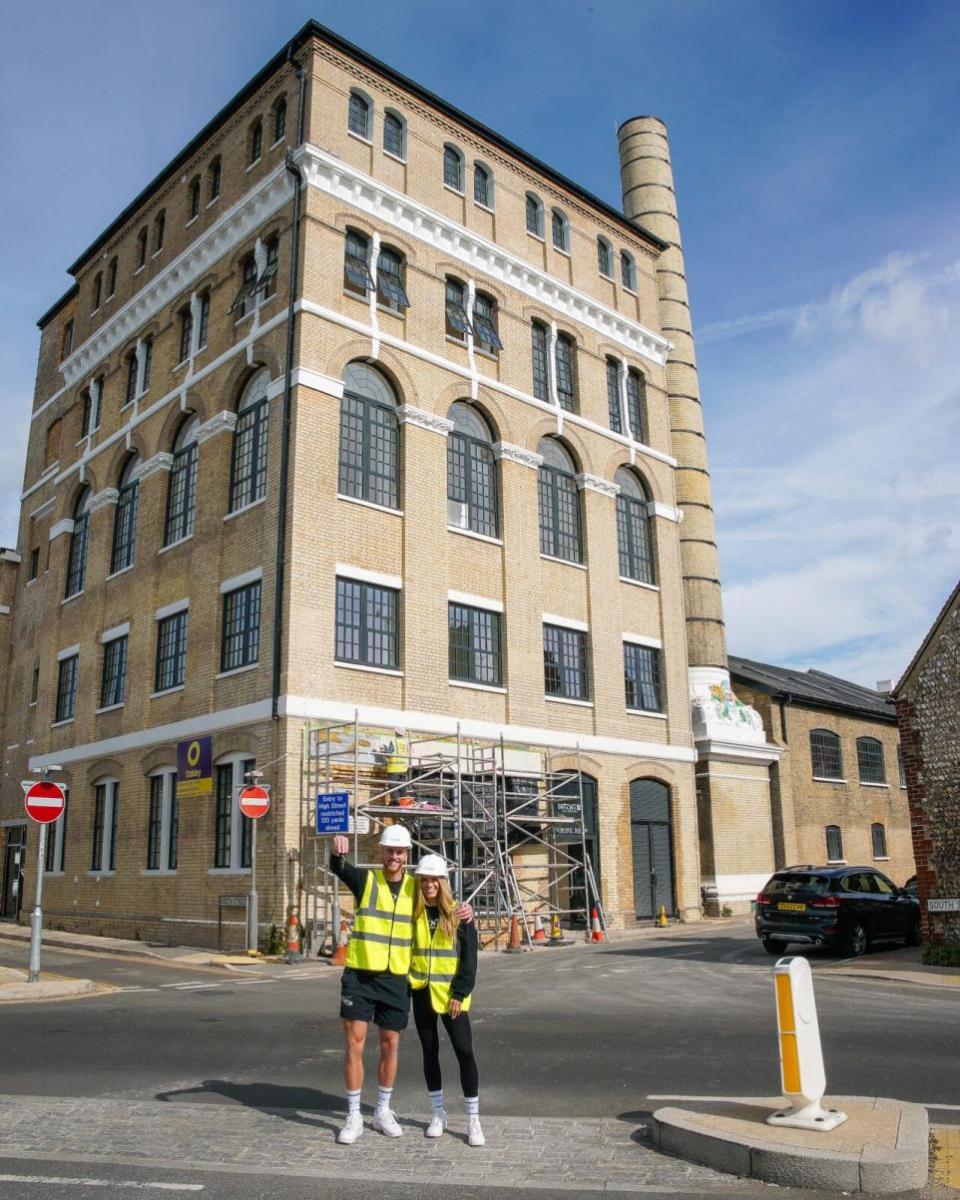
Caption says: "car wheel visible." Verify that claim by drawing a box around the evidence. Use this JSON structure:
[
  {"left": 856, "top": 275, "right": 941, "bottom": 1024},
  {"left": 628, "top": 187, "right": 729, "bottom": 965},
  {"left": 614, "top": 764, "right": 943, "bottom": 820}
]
[
  {"left": 841, "top": 920, "right": 868, "bottom": 958},
  {"left": 761, "top": 937, "right": 784, "bottom": 955},
  {"left": 906, "top": 919, "right": 921, "bottom": 947}
]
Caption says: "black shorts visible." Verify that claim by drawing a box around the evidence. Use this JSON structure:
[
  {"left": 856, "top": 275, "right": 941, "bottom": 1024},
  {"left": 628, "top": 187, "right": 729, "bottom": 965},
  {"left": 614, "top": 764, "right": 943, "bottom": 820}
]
[{"left": 339, "top": 967, "right": 410, "bottom": 1031}]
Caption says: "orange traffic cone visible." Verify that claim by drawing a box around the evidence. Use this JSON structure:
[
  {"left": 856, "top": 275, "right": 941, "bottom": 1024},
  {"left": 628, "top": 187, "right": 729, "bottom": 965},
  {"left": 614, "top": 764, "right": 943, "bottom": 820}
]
[
  {"left": 330, "top": 919, "right": 350, "bottom": 966},
  {"left": 504, "top": 911, "right": 523, "bottom": 953},
  {"left": 284, "top": 907, "right": 301, "bottom": 959},
  {"left": 532, "top": 911, "right": 548, "bottom": 944},
  {"left": 590, "top": 907, "right": 605, "bottom": 942}
]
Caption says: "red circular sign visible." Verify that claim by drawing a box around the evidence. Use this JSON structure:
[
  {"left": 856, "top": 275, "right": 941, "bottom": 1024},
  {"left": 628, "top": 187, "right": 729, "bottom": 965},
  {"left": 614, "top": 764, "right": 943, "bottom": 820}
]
[
  {"left": 23, "top": 780, "right": 67, "bottom": 824},
  {"left": 239, "top": 784, "right": 270, "bottom": 820}
]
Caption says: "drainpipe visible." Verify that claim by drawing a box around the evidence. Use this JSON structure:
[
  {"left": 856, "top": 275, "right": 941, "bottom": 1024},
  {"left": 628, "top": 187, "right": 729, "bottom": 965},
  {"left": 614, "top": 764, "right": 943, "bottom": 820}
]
[{"left": 272, "top": 50, "right": 307, "bottom": 721}]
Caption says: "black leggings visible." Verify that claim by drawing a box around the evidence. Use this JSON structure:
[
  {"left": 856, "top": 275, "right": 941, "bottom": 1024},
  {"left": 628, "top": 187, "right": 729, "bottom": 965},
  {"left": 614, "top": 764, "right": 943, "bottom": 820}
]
[{"left": 412, "top": 986, "right": 479, "bottom": 1097}]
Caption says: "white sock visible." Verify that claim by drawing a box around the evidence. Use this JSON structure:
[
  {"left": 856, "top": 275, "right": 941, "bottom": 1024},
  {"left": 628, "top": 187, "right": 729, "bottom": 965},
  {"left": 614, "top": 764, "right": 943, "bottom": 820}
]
[
  {"left": 465, "top": 1095, "right": 479, "bottom": 1118},
  {"left": 346, "top": 1088, "right": 361, "bottom": 1116},
  {"left": 377, "top": 1085, "right": 393, "bottom": 1111},
  {"left": 429, "top": 1089, "right": 445, "bottom": 1114}
]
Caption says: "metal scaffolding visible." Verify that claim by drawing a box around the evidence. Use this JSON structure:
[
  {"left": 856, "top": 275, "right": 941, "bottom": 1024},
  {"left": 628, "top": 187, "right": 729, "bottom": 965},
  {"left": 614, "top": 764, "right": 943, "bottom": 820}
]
[{"left": 299, "top": 715, "right": 606, "bottom": 955}]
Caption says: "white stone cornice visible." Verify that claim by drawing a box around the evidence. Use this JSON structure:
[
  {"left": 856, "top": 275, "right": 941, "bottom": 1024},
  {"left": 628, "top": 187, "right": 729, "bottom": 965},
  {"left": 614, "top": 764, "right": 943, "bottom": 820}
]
[
  {"left": 397, "top": 406, "right": 453, "bottom": 436},
  {"left": 294, "top": 143, "right": 671, "bottom": 368},
  {"left": 135, "top": 452, "right": 174, "bottom": 481},
  {"left": 290, "top": 367, "right": 344, "bottom": 398},
  {"left": 30, "top": 496, "right": 56, "bottom": 519},
  {"left": 195, "top": 411, "right": 238, "bottom": 444},
  {"left": 576, "top": 472, "right": 620, "bottom": 498},
  {"left": 650, "top": 501, "right": 682, "bottom": 522},
  {"left": 493, "top": 442, "right": 543, "bottom": 470},
  {"left": 86, "top": 487, "right": 119, "bottom": 513},
  {"left": 49, "top": 518, "right": 75, "bottom": 541},
  {"left": 60, "top": 165, "right": 294, "bottom": 388},
  {"left": 0, "top": 550, "right": 22, "bottom": 564}
]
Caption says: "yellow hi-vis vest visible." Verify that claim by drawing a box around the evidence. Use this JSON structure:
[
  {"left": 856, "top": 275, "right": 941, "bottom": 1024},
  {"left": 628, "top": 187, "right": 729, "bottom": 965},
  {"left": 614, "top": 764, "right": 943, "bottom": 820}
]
[
  {"left": 345, "top": 871, "right": 416, "bottom": 975},
  {"left": 409, "top": 911, "right": 473, "bottom": 1014},
  {"left": 386, "top": 737, "right": 409, "bottom": 775}
]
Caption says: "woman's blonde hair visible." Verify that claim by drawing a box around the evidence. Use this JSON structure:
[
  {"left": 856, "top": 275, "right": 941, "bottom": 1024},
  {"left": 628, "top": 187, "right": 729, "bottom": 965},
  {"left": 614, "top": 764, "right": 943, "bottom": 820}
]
[{"left": 414, "top": 875, "right": 459, "bottom": 940}]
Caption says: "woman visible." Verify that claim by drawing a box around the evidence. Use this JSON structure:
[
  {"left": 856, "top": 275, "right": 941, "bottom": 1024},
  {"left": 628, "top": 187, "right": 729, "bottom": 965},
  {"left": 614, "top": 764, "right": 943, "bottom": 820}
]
[{"left": 409, "top": 853, "right": 483, "bottom": 1147}]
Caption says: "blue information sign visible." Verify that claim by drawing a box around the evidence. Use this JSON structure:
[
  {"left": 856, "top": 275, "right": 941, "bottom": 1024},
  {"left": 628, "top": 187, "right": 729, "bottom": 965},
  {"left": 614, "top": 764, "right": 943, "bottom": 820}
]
[{"left": 316, "top": 791, "right": 350, "bottom": 834}]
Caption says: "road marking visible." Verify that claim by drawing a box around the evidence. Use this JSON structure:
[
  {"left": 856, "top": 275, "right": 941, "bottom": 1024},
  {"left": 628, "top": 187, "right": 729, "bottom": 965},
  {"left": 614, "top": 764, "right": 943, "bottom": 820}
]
[
  {"left": 0, "top": 1174, "right": 202, "bottom": 1191},
  {"left": 159, "top": 982, "right": 210, "bottom": 990},
  {"left": 647, "top": 1094, "right": 960, "bottom": 1111}
]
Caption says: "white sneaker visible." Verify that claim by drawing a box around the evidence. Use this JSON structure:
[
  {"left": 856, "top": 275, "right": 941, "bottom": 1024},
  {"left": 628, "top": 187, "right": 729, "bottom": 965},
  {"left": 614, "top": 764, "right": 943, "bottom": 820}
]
[
  {"left": 372, "top": 1107, "right": 403, "bottom": 1137},
  {"left": 425, "top": 1110, "right": 448, "bottom": 1137},
  {"left": 467, "top": 1116, "right": 485, "bottom": 1147},
  {"left": 337, "top": 1111, "right": 364, "bottom": 1144}
]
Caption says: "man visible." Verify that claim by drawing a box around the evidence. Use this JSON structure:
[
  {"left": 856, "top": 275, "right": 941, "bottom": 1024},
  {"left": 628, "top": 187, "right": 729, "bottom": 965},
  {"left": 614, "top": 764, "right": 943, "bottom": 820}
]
[{"left": 330, "top": 825, "right": 471, "bottom": 1144}]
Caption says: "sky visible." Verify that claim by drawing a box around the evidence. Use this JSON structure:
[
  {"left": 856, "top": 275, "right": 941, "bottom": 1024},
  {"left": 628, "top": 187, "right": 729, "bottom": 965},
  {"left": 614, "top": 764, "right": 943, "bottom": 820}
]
[{"left": 2, "top": 0, "right": 958, "bottom": 689}]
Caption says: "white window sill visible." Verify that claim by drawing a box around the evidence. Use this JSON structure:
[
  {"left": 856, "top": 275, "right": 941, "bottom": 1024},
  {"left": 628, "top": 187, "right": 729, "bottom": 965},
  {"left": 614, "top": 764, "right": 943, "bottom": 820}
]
[
  {"left": 599, "top": 272, "right": 614, "bottom": 283},
  {"left": 26, "top": 578, "right": 36, "bottom": 587},
  {"left": 376, "top": 302, "right": 406, "bottom": 319},
  {"left": 475, "top": 202, "right": 495, "bottom": 215},
  {"left": 270, "top": 138, "right": 285, "bottom": 151},
  {"left": 343, "top": 287, "right": 370, "bottom": 304},
  {"left": 51, "top": 718, "right": 75, "bottom": 729},
  {"left": 859, "top": 781, "right": 889, "bottom": 789},
  {"left": 88, "top": 870, "right": 116, "bottom": 878},
  {"left": 553, "top": 246, "right": 571, "bottom": 258},
  {"left": 185, "top": 215, "right": 198, "bottom": 228},
  {"left": 173, "top": 358, "right": 189, "bottom": 373},
  {"left": 224, "top": 497, "right": 267, "bottom": 522},
  {"left": 826, "top": 859, "right": 846, "bottom": 866},
  {"left": 540, "top": 554, "right": 587, "bottom": 572},
  {"left": 95, "top": 703, "right": 125, "bottom": 715},
  {"left": 620, "top": 576, "right": 659, "bottom": 592},
  {"left": 623, "top": 286, "right": 638, "bottom": 297},
  {"left": 142, "top": 869, "right": 179, "bottom": 876},
  {"left": 150, "top": 685, "right": 185, "bottom": 699},
  {"left": 245, "top": 157, "right": 262, "bottom": 171},
  {"left": 29, "top": 701, "right": 37, "bottom": 708},
  {"left": 61, "top": 591, "right": 84, "bottom": 606},
  {"left": 545, "top": 695, "right": 593, "bottom": 709},
  {"left": 152, "top": 249, "right": 164, "bottom": 260},
  {"left": 527, "top": 231, "right": 545, "bottom": 243},
  {"left": 383, "top": 150, "right": 406, "bottom": 165},
  {"left": 206, "top": 196, "right": 220, "bottom": 209},
  {"left": 216, "top": 663, "right": 259, "bottom": 680},
  {"left": 813, "top": 777, "right": 847, "bottom": 784},
  {"left": 445, "top": 334, "right": 468, "bottom": 350},
  {"left": 348, "top": 131, "right": 373, "bottom": 147},
  {"left": 134, "top": 265, "right": 145, "bottom": 276},
  {"left": 475, "top": 347, "right": 499, "bottom": 362},
  {"left": 335, "top": 660, "right": 403, "bottom": 678},
  {"left": 159, "top": 534, "right": 194, "bottom": 554},
  {"left": 336, "top": 493, "right": 403, "bottom": 518},
  {"left": 106, "top": 565, "right": 134, "bottom": 582},
  {"left": 874, "top": 857, "right": 890, "bottom": 862},
  {"left": 208, "top": 867, "right": 251, "bottom": 876},
  {"left": 450, "top": 679, "right": 507, "bottom": 695},
  {"left": 627, "top": 708, "right": 668, "bottom": 720},
  {"left": 91, "top": 307, "right": 100, "bottom": 318},
  {"left": 447, "top": 525, "right": 502, "bottom": 547},
  {"left": 443, "top": 184, "right": 465, "bottom": 198}
]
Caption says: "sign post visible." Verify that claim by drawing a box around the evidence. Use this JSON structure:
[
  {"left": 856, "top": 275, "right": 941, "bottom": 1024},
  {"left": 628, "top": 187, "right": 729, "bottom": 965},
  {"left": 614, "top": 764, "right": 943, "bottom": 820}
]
[
  {"left": 238, "top": 775, "right": 270, "bottom": 955},
  {"left": 21, "top": 772, "right": 66, "bottom": 984},
  {"left": 316, "top": 792, "right": 350, "bottom": 955}
]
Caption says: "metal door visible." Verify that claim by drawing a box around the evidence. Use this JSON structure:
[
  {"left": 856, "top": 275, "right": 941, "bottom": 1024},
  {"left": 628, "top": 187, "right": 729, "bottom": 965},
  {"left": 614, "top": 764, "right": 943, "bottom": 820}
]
[
  {"left": 630, "top": 779, "right": 674, "bottom": 920},
  {"left": 2, "top": 826, "right": 26, "bottom": 920}
]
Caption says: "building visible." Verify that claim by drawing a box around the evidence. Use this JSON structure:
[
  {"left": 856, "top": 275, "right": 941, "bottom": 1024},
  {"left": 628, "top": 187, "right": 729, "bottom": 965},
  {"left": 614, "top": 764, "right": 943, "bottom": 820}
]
[
  {"left": 729, "top": 656, "right": 915, "bottom": 896},
  {"left": 895, "top": 581, "right": 960, "bottom": 951},
  {"left": 0, "top": 20, "right": 779, "bottom": 946}
]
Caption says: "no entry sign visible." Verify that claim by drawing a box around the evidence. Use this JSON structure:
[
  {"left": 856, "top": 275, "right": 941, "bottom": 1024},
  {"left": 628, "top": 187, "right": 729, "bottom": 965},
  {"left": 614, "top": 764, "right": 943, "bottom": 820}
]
[
  {"left": 22, "top": 780, "right": 67, "bottom": 824},
  {"left": 238, "top": 783, "right": 270, "bottom": 820}
]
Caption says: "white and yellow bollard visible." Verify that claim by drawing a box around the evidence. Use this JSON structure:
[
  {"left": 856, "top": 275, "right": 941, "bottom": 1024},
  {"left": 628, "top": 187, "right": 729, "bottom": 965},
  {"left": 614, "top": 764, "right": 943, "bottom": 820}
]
[{"left": 768, "top": 956, "right": 847, "bottom": 1131}]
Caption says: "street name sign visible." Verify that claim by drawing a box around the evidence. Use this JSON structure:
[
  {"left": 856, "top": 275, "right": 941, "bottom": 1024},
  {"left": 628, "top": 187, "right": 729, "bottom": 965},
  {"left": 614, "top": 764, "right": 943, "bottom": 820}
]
[
  {"left": 316, "top": 791, "right": 350, "bottom": 834},
  {"left": 238, "top": 784, "right": 270, "bottom": 820},
  {"left": 22, "top": 780, "right": 67, "bottom": 824},
  {"left": 928, "top": 898, "right": 960, "bottom": 913}
]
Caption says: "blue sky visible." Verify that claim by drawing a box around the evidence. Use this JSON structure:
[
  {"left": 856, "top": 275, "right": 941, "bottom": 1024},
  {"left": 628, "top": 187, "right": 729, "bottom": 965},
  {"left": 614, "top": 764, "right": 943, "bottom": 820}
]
[{"left": 2, "top": 0, "right": 958, "bottom": 687}]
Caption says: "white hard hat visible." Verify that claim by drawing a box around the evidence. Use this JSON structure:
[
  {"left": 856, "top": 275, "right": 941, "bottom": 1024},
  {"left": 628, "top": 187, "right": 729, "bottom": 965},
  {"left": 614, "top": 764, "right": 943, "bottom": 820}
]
[
  {"left": 415, "top": 853, "right": 449, "bottom": 878},
  {"left": 380, "top": 825, "right": 412, "bottom": 849}
]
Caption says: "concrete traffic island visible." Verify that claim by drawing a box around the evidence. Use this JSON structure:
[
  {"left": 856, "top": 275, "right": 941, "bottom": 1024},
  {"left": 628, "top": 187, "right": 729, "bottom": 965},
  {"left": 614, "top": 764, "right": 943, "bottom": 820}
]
[
  {"left": 0, "top": 965, "right": 108, "bottom": 1003},
  {"left": 651, "top": 1095, "right": 928, "bottom": 1193}
]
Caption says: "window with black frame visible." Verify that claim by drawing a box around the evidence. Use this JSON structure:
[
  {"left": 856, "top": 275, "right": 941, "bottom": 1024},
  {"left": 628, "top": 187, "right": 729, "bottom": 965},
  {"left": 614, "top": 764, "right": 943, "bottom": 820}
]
[
  {"left": 552, "top": 209, "right": 569, "bottom": 252},
  {"left": 335, "top": 577, "right": 399, "bottom": 669},
  {"left": 626, "top": 369, "right": 646, "bottom": 442},
  {"left": 376, "top": 246, "right": 409, "bottom": 312},
  {"left": 348, "top": 91, "right": 371, "bottom": 139},
  {"left": 100, "top": 636, "right": 128, "bottom": 709},
  {"left": 110, "top": 454, "right": 140, "bottom": 575},
  {"left": 621, "top": 250, "right": 636, "bottom": 291},
  {"left": 249, "top": 119, "right": 262, "bottom": 164},
  {"left": 178, "top": 305, "right": 193, "bottom": 364},
  {"left": 123, "top": 352, "right": 138, "bottom": 407},
  {"left": 147, "top": 771, "right": 179, "bottom": 872},
  {"left": 449, "top": 603, "right": 502, "bottom": 686},
  {"left": 344, "top": 230, "right": 374, "bottom": 297},
  {"left": 273, "top": 97, "right": 287, "bottom": 144},
  {"left": 214, "top": 758, "right": 254, "bottom": 870},
  {"left": 597, "top": 237, "right": 613, "bottom": 278},
  {"left": 383, "top": 110, "right": 404, "bottom": 158},
  {"left": 543, "top": 624, "right": 589, "bottom": 700},
  {"left": 871, "top": 822, "right": 887, "bottom": 858},
  {"left": 443, "top": 144, "right": 464, "bottom": 191},
  {"left": 337, "top": 361, "right": 400, "bottom": 509},
  {"left": 220, "top": 582, "right": 261, "bottom": 672},
  {"left": 554, "top": 333, "right": 577, "bottom": 411},
  {"left": 164, "top": 416, "right": 199, "bottom": 545},
  {"left": 857, "top": 737, "right": 886, "bottom": 784},
  {"left": 444, "top": 277, "right": 471, "bottom": 342},
  {"left": 446, "top": 402, "right": 498, "bottom": 537},
  {"left": 197, "top": 291, "right": 210, "bottom": 350},
  {"left": 811, "top": 729, "right": 843, "bottom": 779},
  {"left": 474, "top": 163, "right": 493, "bottom": 208},
  {"left": 825, "top": 824, "right": 844, "bottom": 862},
  {"left": 525, "top": 193, "right": 544, "bottom": 238},
  {"left": 64, "top": 487, "right": 91, "bottom": 598},
  {"left": 229, "top": 369, "right": 269, "bottom": 511},
  {"left": 91, "top": 780, "right": 118, "bottom": 873},
  {"left": 155, "top": 609, "right": 188, "bottom": 692},
  {"left": 615, "top": 468, "right": 654, "bottom": 583},
  {"left": 606, "top": 358, "right": 622, "bottom": 432},
  {"left": 531, "top": 320, "right": 550, "bottom": 400},
  {"left": 472, "top": 293, "right": 502, "bottom": 354},
  {"left": 55, "top": 653, "right": 78, "bottom": 723},
  {"left": 538, "top": 438, "right": 582, "bottom": 562},
  {"left": 624, "top": 642, "right": 662, "bottom": 712}
]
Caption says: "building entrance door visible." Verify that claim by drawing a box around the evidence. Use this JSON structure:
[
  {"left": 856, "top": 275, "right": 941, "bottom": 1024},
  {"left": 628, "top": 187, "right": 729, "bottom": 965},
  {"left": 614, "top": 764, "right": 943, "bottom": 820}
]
[
  {"left": 553, "top": 772, "right": 599, "bottom": 926},
  {"left": 2, "top": 825, "right": 26, "bottom": 920},
  {"left": 630, "top": 779, "right": 674, "bottom": 921}
]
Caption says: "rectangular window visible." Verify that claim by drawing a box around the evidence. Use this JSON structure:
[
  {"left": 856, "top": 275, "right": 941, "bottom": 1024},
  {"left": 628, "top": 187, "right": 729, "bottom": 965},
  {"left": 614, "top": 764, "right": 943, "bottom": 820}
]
[
  {"left": 337, "top": 392, "right": 400, "bottom": 509},
  {"left": 335, "top": 578, "right": 399, "bottom": 670},
  {"left": 606, "top": 360, "right": 622, "bottom": 432},
  {"left": 29, "top": 547, "right": 39, "bottom": 580},
  {"left": 178, "top": 309, "right": 193, "bottom": 363},
  {"left": 624, "top": 643, "right": 663, "bottom": 712},
  {"left": 857, "top": 738, "right": 886, "bottom": 784},
  {"left": 214, "top": 765, "right": 232, "bottom": 869},
  {"left": 91, "top": 781, "right": 118, "bottom": 873},
  {"left": 445, "top": 278, "right": 471, "bottom": 341},
  {"left": 871, "top": 823, "right": 887, "bottom": 858},
  {"left": 220, "top": 583, "right": 261, "bottom": 672},
  {"left": 531, "top": 322, "right": 550, "bottom": 401},
  {"left": 538, "top": 468, "right": 582, "bottom": 563},
  {"left": 147, "top": 776, "right": 163, "bottom": 871},
  {"left": 229, "top": 399, "right": 269, "bottom": 511},
  {"left": 344, "top": 232, "right": 373, "bottom": 296},
  {"left": 214, "top": 760, "right": 253, "bottom": 870},
  {"left": 448, "top": 604, "right": 502, "bottom": 686},
  {"left": 100, "top": 636, "right": 128, "bottom": 708},
  {"left": 825, "top": 825, "right": 844, "bottom": 862},
  {"left": 155, "top": 610, "right": 188, "bottom": 692},
  {"left": 810, "top": 730, "right": 843, "bottom": 779},
  {"left": 92, "top": 785, "right": 106, "bottom": 871},
  {"left": 147, "top": 772, "right": 179, "bottom": 872},
  {"left": 197, "top": 292, "right": 210, "bottom": 349},
  {"left": 472, "top": 295, "right": 502, "bottom": 353},
  {"left": 55, "top": 654, "right": 78, "bottom": 722},
  {"left": 897, "top": 745, "right": 906, "bottom": 788},
  {"left": 555, "top": 335, "right": 577, "bottom": 412},
  {"left": 543, "top": 624, "right": 589, "bottom": 701},
  {"left": 164, "top": 444, "right": 197, "bottom": 544},
  {"left": 140, "top": 340, "right": 152, "bottom": 393},
  {"left": 124, "top": 355, "right": 138, "bottom": 406},
  {"left": 31, "top": 666, "right": 39, "bottom": 705},
  {"left": 376, "top": 250, "right": 409, "bottom": 311}
]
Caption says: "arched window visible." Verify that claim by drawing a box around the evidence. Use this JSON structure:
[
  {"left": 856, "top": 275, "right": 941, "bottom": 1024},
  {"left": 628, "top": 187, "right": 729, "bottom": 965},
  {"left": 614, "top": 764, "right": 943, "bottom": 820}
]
[
  {"left": 92, "top": 272, "right": 102, "bottom": 312},
  {"left": 248, "top": 118, "right": 263, "bottom": 164},
  {"left": 136, "top": 227, "right": 148, "bottom": 269},
  {"left": 871, "top": 823, "right": 887, "bottom": 858},
  {"left": 531, "top": 320, "right": 549, "bottom": 400},
  {"left": 80, "top": 388, "right": 93, "bottom": 439},
  {"left": 538, "top": 437, "right": 582, "bottom": 563},
  {"left": 857, "top": 737, "right": 886, "bottom": 785},
  {"left": 107, "top": 257, "right": 117, "bottom": 298},
  {"left": 474, "top": 162, "right": 493, "bottom": 208},
  {"left": 208, "top": 157, "right": 221, "bottom": 202},
  {"left": 526, "top": 193, "right": 544, "bottom": 238},
  {"left": 825, "top": 825, "right": 844, "bottom": 862},
  {"left": 383, "top": 109, "right": 405, "bottom": 159},
  {"left": 446, "top": 402, "right": 498, "bottom": 538},
  {"left": 110, "top": 453, "right": 140, "bottom": 575},
  {"left": 626, "top": 369, "right": 646, "bottom": 442},
  {"left": 338, "top": 361, "right": 400, "bottom": 509},
  {"left": 343, "top": 229, "right": 372, "bottom": 298},
  {"left": 552, "top": 209, "right": 569, "bottom": 252},
  {"left": 197, "top": 290, "right": 210, "bottom": 350},
  {"left": 376, "top": 245, "right": 409, "bottom": 312},
  {"left": 140, "top": 337, "right": 153, "bottom": 393},
  {"left": 443, "top": 144, "right": 464, "bottom": 192},
  {"left": 188, "top": 176, "right": 201, "bottom": 221},
  {"left": 348, "top": 90, "right": 371, "bottom": 139},
  {"left": 597, "top": 237, "right": 613, "bottom": 278},
  {"left": 154, "top": 210, "right": 165, "bottom": 254},
  {"left": 123, "top": 349, "right": 138, "bottom": 406},
  {"left": 214, "top": 754, "right": 255, "bottom": 870},
  {"left": 615, "top": 468, "right": 654, "bottom": 584},
  {"left": 606, "top": 358, "right": 622, "bottom": 432},
  {"left": 472, "top": 292, "right": 502, "bottom": 354},
  {"left": 620, "top": 250, "right": 636, "bottom": 291},
  {"left": 444, "top": 276, "right": 470, "bottom": 342},
  {"left": 273, "top": 96, "right": 287, "bottom": 144},
  {"left": 811, "top": 729, "right": 843, "bottom": 780},
  {"left": 164, "top": 415, "right": 200, "bottom": 546},
  {"left": 91, "top": 778, "right": 119, "bottom": 873},
  {"left": 64, "top": 487, "right": 91, "bottom": 598},
  {"left": 178, "top": 304, "right": 193, "bottom": 364},
  {"left": 555, "top": 332, "right": 577, "bottom": 411},
  {"left": 229, "top": 368, "right": 270, "bottom": 511}
]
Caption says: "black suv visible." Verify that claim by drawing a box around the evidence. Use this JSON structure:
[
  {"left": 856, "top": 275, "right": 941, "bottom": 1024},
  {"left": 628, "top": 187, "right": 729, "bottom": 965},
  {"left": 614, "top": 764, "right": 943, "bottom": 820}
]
[{"left": 755, "top": 866, "right": 920, "bottom": 957}]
